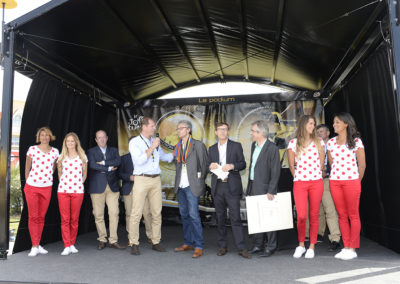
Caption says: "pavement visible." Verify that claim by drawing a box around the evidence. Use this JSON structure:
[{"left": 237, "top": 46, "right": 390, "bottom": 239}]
[{"left": 1, "top": 225, "right": 399, "bottom": 284}]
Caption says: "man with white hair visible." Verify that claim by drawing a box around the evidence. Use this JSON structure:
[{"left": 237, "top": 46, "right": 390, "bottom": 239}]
[{"left": 247, "top": 120, "right": 281, "bottom": 257}]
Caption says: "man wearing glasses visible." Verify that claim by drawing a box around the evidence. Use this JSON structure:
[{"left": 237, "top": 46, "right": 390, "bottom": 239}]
[
  {"left": 247, "top": 120, "right": 281, "bottom": 257},
  {"left": 128, "top": 117, "right": 174, "bottom": 255},
  {"left": 208, "top": 122, "right": 251, "bottom": 258},
  {"left": 173, "top": 120, "right": 208, "bottom": 258}
]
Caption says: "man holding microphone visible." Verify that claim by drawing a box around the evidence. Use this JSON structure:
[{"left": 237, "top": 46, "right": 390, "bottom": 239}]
[{"left": 128, "top": 117, "right": 174, "bottom": 255}]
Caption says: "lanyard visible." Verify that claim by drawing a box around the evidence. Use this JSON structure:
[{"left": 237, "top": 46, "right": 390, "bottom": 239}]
[{"left": 139, "top": 134, "right": 154, "bottom": 162}]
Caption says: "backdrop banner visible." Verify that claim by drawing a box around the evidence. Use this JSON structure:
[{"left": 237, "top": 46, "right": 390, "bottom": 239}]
[{"left": 118, "top": 96, "right": 324, "bottom": 212}]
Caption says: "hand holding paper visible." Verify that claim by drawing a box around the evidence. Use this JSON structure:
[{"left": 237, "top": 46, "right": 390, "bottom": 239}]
[{"left": 210, "top": 164, "right": 230, "bottom": 180}]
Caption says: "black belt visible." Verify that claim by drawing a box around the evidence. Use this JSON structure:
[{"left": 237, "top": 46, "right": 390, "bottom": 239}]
[
  {"left": 218, "top": 178, "right": 228, "bottom": 183},
  {"left": 135, "top": 174, "right": 160, "bottom": 178}
]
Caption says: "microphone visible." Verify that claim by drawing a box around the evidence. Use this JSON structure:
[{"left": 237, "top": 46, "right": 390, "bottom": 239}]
[{"left": 155, "top": 133, "right": 160, "bottom": 151}]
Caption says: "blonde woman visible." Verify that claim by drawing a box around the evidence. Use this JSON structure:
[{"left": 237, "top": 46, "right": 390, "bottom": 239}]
[
  {"left": 57, "top": 132, "right": 87, "bottom": 256},
  {"left": 288, "top": 115, "right": 325, "bottom": 259},
  {"left": 25, "top": 127, "right": 59, "bottom": 257}
]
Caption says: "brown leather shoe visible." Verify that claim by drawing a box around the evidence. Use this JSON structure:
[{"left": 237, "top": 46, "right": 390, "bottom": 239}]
[
  {"left": 97, "top": 241, "right": 107, "bottom": 250},
  {"left": 131, "top": 244, "right": 140, "bottom": 255},
  {"left": 109, "top": 242, "right": 126, "bottom": 249},
  {"left": 152, "top": 243, "right": 166, "bottom": 252},
  {"left": 192, "top": 248, "right": 203, "bottom": 258},
  {"left": 217, "top": 247, "right": 227, "bottom": 256},
  {"left": 174, "top": 244, "right": 194, "bottom": 252},
  {"left": 239, "top": 249, "right": 252, "bottom": 259}
]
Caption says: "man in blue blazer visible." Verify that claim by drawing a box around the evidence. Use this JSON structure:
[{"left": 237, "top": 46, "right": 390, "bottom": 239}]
[
  {"left": 119, "top": 152, "right": 153, "bottom": 245},
  {"left": 208, "top": 122, "right": 251, "bottom": 259},
  {"left": 87, "top": 130, "right": 124, "bottom": 250}
]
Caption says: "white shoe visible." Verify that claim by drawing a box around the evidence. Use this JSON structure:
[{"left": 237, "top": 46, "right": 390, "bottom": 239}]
[
  {"left": 340, "top": 249, "right": 357, "bottom": 260},
  {"left": 38, "top": 245, "right": 48, "bottom": 255},
  {"left": 69, "top": 245, "right": 79, "bottom": 254},
  {"left": 293, "top": 246, "right": 306, "bottom": 258},
  {"left": 61, "top": 247, "right": 71, "bottom": 256},
  {"left": 334, "top": 248, "right": 347, "bottom": 259},
  {"left": 305, "top": 248, "right": 315, "bottom": 259},
  {"left": 28, "top": 247, "right": 39, "bottom": 257}
]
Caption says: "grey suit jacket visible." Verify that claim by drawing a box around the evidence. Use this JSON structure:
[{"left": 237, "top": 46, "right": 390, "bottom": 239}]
[
  {"left": 246, "top": 140, "right": 281, "bottom": 196},
  {"left": 174, "top": 138, "right": 208, "bottom": 197}
]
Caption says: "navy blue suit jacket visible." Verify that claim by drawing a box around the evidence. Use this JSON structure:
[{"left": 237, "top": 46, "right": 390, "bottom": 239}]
[
  {"left": 87, "top": 146, "right": 121, "bottom": 193},
  {"left": 118, "top": 153, "right": 134, "bottom": 196}
]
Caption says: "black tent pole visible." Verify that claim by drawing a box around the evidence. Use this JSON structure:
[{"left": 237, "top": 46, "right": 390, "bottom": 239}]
[
  {"left": 0, "top": 26, "right": 15, "bottom": 260},
  {"left": 387, "top": 0, "right": 400, "bottom": 120}
]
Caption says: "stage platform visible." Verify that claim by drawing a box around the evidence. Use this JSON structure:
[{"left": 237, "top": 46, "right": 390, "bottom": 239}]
[{"left": 1, "top": 225, "right": 400, "bottom": 284}]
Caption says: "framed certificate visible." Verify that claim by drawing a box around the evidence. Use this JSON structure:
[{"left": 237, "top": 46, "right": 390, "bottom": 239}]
[{"left": 246, "top": 192, "right": 294, "bottom": 234}]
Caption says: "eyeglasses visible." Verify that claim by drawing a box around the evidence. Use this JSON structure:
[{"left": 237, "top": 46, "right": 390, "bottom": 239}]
[
  {"left": 250, "top": 129, "right": 260, "bottom": 133},
  {"left": 176, "top": 127, "right": 187, "bottom": 131}
]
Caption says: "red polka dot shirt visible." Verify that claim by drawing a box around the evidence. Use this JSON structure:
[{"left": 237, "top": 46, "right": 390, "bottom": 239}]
[
  {"left": 287, "top": 138, "right": 324, "bottom": 182},
  {"left": 58, "top": 155, "right": 87, "bottom": 194},
  {"left": 327, "top": 137, "right": 364, "bottom": 181},
  {"left": 26, "top": 146, "right": 59, "bottom": 187}
]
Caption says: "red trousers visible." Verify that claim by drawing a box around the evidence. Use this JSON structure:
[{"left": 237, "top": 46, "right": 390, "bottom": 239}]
[
  {"left": 330, "top": 179, "right": 361, "bottom": 248},
  {"left": 293, "top": 180, "right": 324, "bottom": 244},
  {"left": 24, "top": 184, "right": 52, "bottom": 246},
  {"left": 58, "top": 193, "right": 84, "bottom": 247}
]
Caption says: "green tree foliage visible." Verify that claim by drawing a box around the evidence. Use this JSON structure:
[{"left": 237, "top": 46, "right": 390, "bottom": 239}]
[{"left": 10, "top": 165, "right": 22, "bottom": 215}]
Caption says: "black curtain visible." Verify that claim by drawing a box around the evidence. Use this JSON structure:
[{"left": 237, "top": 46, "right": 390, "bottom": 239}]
[
  {"left": 325, "top": 43, "right": 400, "bottom": 252},
  {"left": 14, "top": 71, "right": 118, "bottom": 253}
]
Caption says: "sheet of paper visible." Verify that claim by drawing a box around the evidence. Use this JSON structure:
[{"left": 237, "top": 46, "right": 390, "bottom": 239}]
[
  {"left": 210, "top": 165, "right": 229, "bottom": 180},
  {"left": 246, "top": 192, "right": 293, "bottom": 234}
]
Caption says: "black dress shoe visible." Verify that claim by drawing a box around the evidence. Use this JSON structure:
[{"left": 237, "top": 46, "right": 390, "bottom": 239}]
[
  {"left": 97, "top": 241, "right": 107, "bottom": 250},
  {"left": 152, "top": 243, "right": 166, "bottom": 252},
  {"left": 328, "top": 241, "right": 341, "bottom": 252},
  {"left": 217, "top": 247, "right": 227, "bottom": 256},
  {"left": 249, "top": 246, "right": 262, "bottom": 254},
  {"left": 317, "top": 235, "right": 324, "bottom": 243},
  {"left": 239, "top": 249, "right": 252, "bottom": 259},
  {"left": 259, "top": 249, "right": 275, "bottom": 257},
  {"left": 109, "top": 242, "right": 126, "bottom": 249},
  {"left": 131, "top": 245, "right": 140, "bottom": 255}
]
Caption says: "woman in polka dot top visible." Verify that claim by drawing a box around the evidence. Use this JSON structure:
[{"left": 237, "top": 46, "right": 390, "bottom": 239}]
[
  {"left": 57, "top": 132, "right": 88, "bottom": 256},
  {"left": 24, "top": 127, "right": 59, "bottom": 257},
  {"left": 288, "top": 115, "right": 325, "bottom": 259},
  {"left": 327, "top": 113, "right": 366, "bottom": 260}
]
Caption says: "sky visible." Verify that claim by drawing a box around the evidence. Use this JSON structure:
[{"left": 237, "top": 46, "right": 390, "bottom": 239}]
[{"left": 0, "top": 0, "right": 282, "bottom": 107}]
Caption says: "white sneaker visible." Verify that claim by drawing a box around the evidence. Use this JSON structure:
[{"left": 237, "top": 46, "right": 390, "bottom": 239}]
[
  {"left": 340, "top": 249, "right": 357, "bottom": 260},
  {"left": 293, "top": 246, "right": 306, "bottom": 258},
  {"left": 69, "top": 245, "right": 79, "bottom": 254},
  {"left": 305, "top": 248, "right": 315, "bottom": 259},
  {"left": 38, "top": 245, "right": 48, "bottom": 255},
  {"left": 334, "top": 248, "right": 347, "bottom": 259},
  {"left": 28, "top": 247, "right": 39, "bottom": 257},
  {"left": 61, "top": 247, "right": 71, "bottom": 256}
]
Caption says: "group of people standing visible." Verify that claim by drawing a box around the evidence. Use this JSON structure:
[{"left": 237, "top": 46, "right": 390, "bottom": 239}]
[{"left": 23, "top": 112, "right": 365, "bottom": 261}]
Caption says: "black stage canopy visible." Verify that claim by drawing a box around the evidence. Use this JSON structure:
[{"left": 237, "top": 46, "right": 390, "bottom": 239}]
[{"left": 8, "top": 0, "right": 387, "bottom": 103}]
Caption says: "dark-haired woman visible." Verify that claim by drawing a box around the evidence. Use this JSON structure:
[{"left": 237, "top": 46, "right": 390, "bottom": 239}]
[
  {"left": 288, "top": 115, "right": 325, "bottom": 259},
  {"left": 327, "top": 112, "right": 366, "bottom": 260},
  {"left": 24, "top": 127, "right": 59, "bottom": 256}
]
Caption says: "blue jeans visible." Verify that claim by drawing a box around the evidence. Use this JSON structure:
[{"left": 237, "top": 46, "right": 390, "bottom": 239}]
[{"left": 177, "top": 186, "right": 204, "bottom": 249}]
